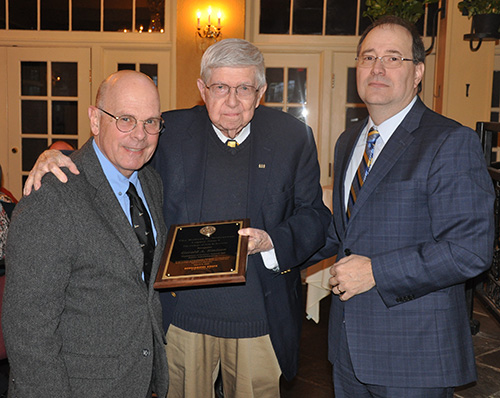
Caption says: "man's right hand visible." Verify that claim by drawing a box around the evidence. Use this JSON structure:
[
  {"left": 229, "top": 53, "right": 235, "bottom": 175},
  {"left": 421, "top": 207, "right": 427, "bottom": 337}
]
[{"left": 23, "top": 150, "right": 80, "bottom": 196}]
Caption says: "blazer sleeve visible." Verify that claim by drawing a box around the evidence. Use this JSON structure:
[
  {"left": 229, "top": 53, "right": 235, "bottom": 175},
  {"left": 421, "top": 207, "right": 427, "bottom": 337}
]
[
  {"left": 2, "top": 181, "right": 74, "bottom": 397},
  {"left": 373, "top": 125, "right": 495, "bottom": 307},
  {"left": 267, "top": 125, "right": 332, "bottom": 269}
]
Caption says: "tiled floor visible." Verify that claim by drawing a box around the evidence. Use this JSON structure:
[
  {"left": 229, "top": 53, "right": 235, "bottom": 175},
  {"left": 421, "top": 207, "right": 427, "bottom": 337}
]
[{"left": 281, "top": 289, "right": 500, "bottom": 398}]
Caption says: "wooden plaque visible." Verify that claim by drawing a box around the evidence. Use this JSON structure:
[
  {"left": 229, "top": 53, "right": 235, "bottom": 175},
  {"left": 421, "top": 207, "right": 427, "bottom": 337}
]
[{"left": 154, "top": 219, "right": 249, "bottom": 289}]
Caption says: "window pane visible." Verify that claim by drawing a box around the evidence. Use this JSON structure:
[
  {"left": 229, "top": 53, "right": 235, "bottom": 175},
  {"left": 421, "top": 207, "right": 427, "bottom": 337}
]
[
  {"left": 0, "top": 0, "right": 5, "bottom": 29},
  {"left": 22, "top": 62, "right": 48, "bottom": 96},
  {"left": 326, "top": 0, "right": 356, "bottom": 35},
  {"left": 104, "top": 0, "right": 132, "bottom": 32},
  {"left": 286, "top": 106, "right": 307, "bottom": 123},
  {"left": 346, "top": 107, "right": 368, "bottom": 129},
  {"left": 73, "top": 0, "right": 100, "bottom": 31},
  {"left": 260, "top": 0, "right": 290, "bottom": 34},
  {"left": 118, "top": 64, "right": 136, "bottom": 71},
  {"left": 288, "top": 68, "right": 307, "bottom": 104},
  {"left": 9, "top": 0, "right": 37, "bottom": 30},
  {"left": 52, "top": 101, "right": 78, "bottom": 134},
  {"left": 41, "top": 0, "right": 69, "bottom": 30},
  {"left": 346, "top": 67, "right": 362, "bottom": 104},
  {"left": 22, "top": 138, "right": 48, "bottom": 171},
  {"left": 22, "top": 101, "right": 47, "bottom": 134},
  {"left": 293, "top": 0, "right": 322, "bottom": 35},
  {"left": 358, "top": 1, "right": 371, "bottom": 35},
  {"left": 140, "top": 64, "right": 158, "bottom": 85},
  {"left": 265, "top": 68, "right": 284, "bottom": 103},
  {"left": 491, "top": 112, "right": 499, "bottom": 123},
  {"left": 492, "top": 71, "right": 500, "bottom": 108},
  {"left": 426, "top": 2, "right": 439, "bottom": 36},
  {"left": 52, "top": 62, "right": 78, "bottom": 97},
  {"left": 136, "top": 0, "right": 164, "bottom": 32}
]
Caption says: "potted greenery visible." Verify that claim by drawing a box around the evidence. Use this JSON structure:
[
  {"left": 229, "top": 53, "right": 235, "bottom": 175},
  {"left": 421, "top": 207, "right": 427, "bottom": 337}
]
[
  {"left": 458, "top": 0, "right": 500, "bottom": 36},
  {"left": 364, "top": 0, "right": 439, "bottom": 24}
]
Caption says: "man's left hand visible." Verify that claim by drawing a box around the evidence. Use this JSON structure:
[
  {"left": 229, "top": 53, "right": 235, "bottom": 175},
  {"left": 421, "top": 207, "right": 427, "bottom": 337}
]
[
  {"left": 329, "top": 254, "right": 375, "bottom": 301},
  {"left": 238, "top": 228, "right": 273, "bottom": 255}
]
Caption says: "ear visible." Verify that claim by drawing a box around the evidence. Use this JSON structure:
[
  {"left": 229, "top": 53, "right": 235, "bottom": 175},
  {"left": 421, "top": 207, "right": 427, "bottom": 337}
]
[
  {"left": 256, "top": 83, "right": 267, "bottom": 108},
  {"left": 197, "top": 78, "right": 207, "bottom": 102},
  {"left": 414, "top": 62, "right": 425, "bottom": 90},
  {"left": 88, "top": 106, "right": 100, "bottom": 136}
]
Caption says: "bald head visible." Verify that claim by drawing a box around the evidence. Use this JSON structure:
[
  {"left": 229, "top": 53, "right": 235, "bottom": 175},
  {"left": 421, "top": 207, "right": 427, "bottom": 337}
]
[
  {"left": 88, "top": 70, "right": 162, "bottom": 177},
  {"left": 95, "top": 70, "right": 160, "bottom": 113}
]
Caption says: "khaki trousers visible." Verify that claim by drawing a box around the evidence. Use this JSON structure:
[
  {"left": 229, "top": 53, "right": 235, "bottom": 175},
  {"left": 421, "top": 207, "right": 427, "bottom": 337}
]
[{"left": 166, "top": 324, "right": 281, "bottom": 398}]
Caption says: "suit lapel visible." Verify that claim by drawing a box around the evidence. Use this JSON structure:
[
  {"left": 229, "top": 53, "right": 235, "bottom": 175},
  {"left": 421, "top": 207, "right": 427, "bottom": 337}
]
[
  {"left": 345, "top": 98, "right": 425, "bottom": 225},
  {"left": 79, "top": 141, "right": 145, "bottom": 270}
]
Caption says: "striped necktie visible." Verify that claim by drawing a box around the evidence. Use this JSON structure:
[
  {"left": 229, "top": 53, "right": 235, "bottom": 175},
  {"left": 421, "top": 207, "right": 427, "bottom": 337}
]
[{"left": 347, "top": 127, "right": 380, "bottom": 219}]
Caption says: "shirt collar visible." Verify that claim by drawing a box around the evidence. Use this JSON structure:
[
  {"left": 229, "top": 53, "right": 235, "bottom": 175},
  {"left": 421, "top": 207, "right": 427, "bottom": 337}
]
[
  {"left": 92, "top": 139, "right": 139, "bottom": 196},
  {"left": 366, "top": 96, "right": 418, "bottom": 144},
  {"left": 212, "top": 123, "right": 251, "bottom": 145}
]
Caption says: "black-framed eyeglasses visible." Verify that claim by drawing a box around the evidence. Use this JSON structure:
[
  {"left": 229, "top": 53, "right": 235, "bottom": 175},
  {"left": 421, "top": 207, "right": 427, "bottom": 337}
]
[
  {"left": 355, "top": 55, "right": 417, "bottom": 69},
  {"left": 98, "top": 108, "right": 164, "bottom": 135},
  {"left": 205, "top": 83, "right": 259, "bottom": 99}
]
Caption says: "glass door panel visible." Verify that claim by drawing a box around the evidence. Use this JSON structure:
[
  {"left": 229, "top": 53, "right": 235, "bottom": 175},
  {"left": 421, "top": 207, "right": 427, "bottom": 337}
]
[{"left": 6, "top": 47, "right": 91, "bottom": 198}]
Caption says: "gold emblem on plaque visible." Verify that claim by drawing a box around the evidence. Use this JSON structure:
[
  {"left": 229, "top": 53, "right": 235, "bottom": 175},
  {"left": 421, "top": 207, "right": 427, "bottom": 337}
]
[{"left": 200, "top": 225, "right": 216, "bottom": 237}]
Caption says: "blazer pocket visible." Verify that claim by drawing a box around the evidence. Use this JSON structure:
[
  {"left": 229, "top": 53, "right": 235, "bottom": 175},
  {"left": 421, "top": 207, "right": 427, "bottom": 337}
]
[{"left": 63, "top": 351, "right": 120, "bottom": 380}]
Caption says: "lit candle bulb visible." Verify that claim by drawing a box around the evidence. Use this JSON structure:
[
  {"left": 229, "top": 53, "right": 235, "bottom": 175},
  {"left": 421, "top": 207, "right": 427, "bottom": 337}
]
[
  {"left": 197, "top": 11, "right": 201, "bottom": 28},
  {"left": 208, "top": 6, "right": 212, "bottom": 25},
  {"left": 217, "top": 11, "right": 221, "bottom": 28}
]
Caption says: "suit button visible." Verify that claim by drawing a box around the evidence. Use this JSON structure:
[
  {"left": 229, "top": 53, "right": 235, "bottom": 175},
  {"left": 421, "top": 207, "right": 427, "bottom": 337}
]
[
  {"left": 344, "top": 249, "right": 352, "bottom": 256},
  {"left": 142, "top": 349, "right": 150, "bottom": 357}
]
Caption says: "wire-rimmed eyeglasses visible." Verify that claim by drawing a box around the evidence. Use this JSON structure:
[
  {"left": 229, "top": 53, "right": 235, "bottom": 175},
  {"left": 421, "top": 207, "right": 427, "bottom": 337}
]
[
  {"left": 205, "top": 83, "right": 259, "bottom": 99},
  {"left": 98, "top": 108, "right": 164, "bottom": 135},
  {"left": 355, "top": 55, "right": 417, "bottom": 69}
]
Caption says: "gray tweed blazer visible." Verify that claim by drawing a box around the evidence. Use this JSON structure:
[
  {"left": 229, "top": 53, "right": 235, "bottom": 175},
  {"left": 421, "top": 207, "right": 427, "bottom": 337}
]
[{"left": 2, "top": 139, "right": 169, "bottom": 397}]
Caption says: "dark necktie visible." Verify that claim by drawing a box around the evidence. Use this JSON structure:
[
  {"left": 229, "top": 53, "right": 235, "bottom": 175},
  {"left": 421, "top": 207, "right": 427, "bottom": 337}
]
[
  {"left": 126, "top": 182, "right": 155, "bottom": 284},
  {"left": 226, "top": 139, "right": 238, "bottom": 148},
  {"left": 347, "top": 127, "right": 380, "bottom": 219}
]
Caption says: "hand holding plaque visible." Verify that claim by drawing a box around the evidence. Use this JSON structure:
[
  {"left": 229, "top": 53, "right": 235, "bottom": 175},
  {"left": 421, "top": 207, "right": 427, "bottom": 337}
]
[{"left": 154, "top": 219, "right": 249, "bottom": 289}]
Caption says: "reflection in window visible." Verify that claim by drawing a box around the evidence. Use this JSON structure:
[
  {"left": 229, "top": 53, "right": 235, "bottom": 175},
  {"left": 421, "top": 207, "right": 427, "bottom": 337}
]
[
  {"left": 288, "top": 68, "right": 306, "bottom": 104},
  {"left": 52, "top": 63, "right": 78, "bottom": 97},
  {"left": 22, "top": 62, "right": 48, "bottom": 96},
  {"left": 287, "top": 106, "right": 307, "bottom": 124},
  {"left": 52, "top": 101, "right": 78, "bottom": 134},
  {"left": 140, "top": 64, "right": 159, "bottom": 86},
  {"left": 265, "top": 68, "right": 284, "bottom": 103}
]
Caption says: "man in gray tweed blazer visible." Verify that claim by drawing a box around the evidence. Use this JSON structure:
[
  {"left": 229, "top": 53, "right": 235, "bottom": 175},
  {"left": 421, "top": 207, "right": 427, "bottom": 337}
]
[{"left": 2, "top": 70, "right": 169, "bottom": 398}]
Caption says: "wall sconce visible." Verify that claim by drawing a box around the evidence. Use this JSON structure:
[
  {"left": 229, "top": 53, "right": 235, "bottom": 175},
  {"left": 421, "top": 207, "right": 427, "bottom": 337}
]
[{"left": 196, "top": 6, "right": 222, "bottom": 41}]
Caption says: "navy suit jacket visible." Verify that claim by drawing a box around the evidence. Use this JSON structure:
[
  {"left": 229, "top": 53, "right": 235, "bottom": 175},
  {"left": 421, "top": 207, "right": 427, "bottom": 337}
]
[
  {"left": 325, "top": 98, "right": 495, "bottom": 387},
  {"left": 151, "top": 105, "right": 331, "bottom": 380}
]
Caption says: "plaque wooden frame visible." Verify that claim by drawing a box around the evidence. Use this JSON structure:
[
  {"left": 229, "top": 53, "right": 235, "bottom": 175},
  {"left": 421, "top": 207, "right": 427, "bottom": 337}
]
[{"left": 154, "top": 219, "right": 249, "bottom": 289}]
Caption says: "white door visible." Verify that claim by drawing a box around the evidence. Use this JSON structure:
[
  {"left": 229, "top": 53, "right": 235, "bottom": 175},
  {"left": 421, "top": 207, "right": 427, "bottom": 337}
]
[{"left": 6, "top": 47, "right": 91, "bottom": 199}]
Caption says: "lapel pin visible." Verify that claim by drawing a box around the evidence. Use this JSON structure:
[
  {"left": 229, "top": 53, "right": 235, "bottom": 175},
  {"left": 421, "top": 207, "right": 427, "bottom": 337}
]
[{"left": 258, "top": 164, "right": 266, "bottom": 169}]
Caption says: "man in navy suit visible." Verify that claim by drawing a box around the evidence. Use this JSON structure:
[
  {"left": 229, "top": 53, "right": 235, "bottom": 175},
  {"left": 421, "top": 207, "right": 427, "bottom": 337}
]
[
  {"left": 323, "top": 16, "right": 495, "bottom": 397},
  {"left": 23, "top": 39, "right": 331, "bottom": 397}
]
